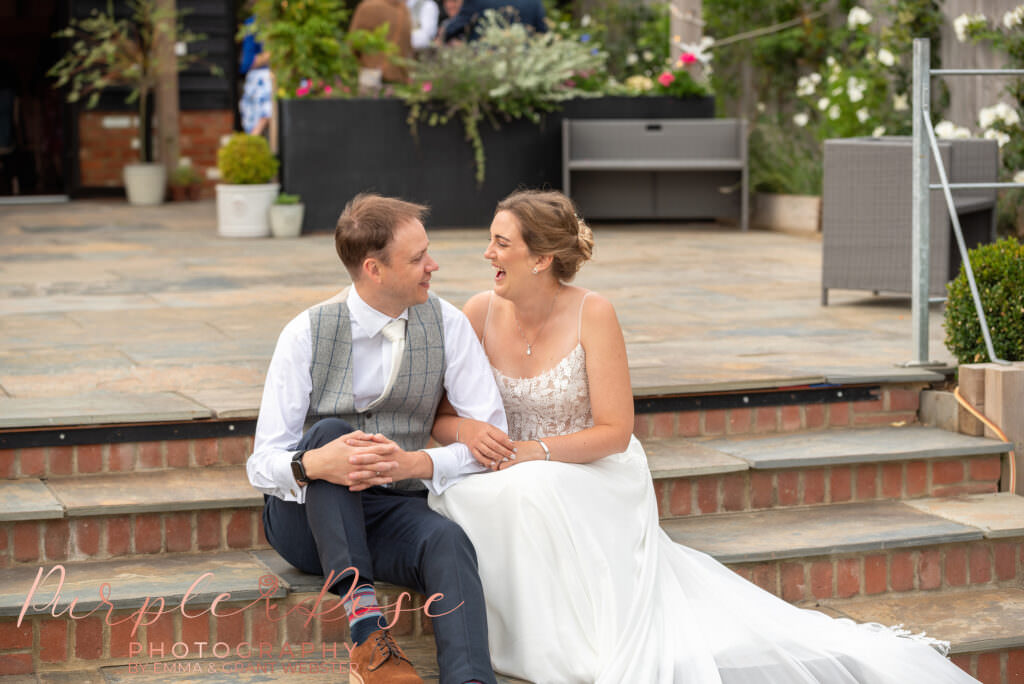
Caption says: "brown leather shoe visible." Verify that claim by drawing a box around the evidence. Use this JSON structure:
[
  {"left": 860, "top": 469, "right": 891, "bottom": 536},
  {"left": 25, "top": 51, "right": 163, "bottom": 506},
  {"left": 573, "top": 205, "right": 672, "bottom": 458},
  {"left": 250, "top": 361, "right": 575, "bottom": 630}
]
[{"left": 349, "top": 629, "right": 423, "bottom": 684}]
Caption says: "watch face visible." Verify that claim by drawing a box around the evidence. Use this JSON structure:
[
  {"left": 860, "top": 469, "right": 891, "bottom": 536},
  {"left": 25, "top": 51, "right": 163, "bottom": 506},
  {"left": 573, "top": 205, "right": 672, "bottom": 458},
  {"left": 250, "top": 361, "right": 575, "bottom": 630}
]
[{"left": 291, "top": 457, "right": 306, "bottom": 483}]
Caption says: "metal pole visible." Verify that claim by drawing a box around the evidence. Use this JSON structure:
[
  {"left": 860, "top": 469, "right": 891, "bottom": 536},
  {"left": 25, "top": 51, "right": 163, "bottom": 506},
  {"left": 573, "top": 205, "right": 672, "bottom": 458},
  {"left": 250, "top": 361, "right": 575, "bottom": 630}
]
[{"left": 910, "top": 38, "right": 931, "bottom": 365}]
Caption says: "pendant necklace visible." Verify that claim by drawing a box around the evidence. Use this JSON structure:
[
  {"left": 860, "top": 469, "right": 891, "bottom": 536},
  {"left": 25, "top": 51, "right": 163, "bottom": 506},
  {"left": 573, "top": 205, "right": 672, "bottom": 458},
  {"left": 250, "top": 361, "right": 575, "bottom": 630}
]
[{"left": 514, "top": 285, "right": 561, "bottom": 356}]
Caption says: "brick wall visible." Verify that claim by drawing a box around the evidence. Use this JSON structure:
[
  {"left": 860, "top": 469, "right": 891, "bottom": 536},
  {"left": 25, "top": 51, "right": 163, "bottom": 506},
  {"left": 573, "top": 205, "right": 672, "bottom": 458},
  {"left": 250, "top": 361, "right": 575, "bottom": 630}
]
[{"left": 78, "top": 110, "right": 234, "bottom": 198}]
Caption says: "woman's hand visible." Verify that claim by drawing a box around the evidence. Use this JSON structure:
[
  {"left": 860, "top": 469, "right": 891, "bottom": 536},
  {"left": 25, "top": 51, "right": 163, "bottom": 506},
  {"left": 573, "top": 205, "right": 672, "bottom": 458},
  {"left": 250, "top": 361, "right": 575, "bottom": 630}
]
[
  {"left": 456, "top": 417, "right": 516, "bottom": 470},
  {"left": 497, "top": 440, "right": 547, "bottom": 469}
]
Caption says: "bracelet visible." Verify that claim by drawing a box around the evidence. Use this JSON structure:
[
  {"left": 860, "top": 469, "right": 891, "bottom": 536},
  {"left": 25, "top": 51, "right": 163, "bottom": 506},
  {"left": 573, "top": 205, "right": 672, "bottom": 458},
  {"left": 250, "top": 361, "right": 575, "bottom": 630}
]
[
  {"left": 535, "top": 439, "right": 551, "bottom": 461},
  {"left": 455, "top": 419, "right": 461, "bottom": 444}
]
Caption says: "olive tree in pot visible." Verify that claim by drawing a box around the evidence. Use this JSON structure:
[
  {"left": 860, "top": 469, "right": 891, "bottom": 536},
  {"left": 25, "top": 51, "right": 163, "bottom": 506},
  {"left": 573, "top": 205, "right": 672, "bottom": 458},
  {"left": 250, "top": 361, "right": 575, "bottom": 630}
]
[
  {"left": 48, "top": 0, "right": 210, "bottom": 205},
  {"left": 216, "top": 133, "right": 280, "bottom": 238}
]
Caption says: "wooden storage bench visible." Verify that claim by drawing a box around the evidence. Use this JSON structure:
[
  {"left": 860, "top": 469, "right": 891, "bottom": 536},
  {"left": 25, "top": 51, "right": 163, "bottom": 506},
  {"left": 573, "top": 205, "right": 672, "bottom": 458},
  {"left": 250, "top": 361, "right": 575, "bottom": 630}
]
[{"left": 561, "top": 118, "right": 748, "bottom": 230}]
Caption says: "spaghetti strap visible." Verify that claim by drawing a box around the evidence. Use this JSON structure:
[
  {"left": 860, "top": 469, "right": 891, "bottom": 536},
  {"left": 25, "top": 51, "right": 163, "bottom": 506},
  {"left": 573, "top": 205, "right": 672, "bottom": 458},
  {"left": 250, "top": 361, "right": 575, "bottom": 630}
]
[
  {"left": 577, "top": 291, "right": 593, "bottom": 344},
  {"left": 481, "top": 291, "right": 496, "bottom": 346}
]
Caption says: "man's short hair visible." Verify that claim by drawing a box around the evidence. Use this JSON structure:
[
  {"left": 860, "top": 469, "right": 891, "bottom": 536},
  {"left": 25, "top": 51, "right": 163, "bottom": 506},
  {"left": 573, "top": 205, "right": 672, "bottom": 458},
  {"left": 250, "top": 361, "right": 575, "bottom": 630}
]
[{"left": 335, "top": 194, "right": 429, "bottom": 279}]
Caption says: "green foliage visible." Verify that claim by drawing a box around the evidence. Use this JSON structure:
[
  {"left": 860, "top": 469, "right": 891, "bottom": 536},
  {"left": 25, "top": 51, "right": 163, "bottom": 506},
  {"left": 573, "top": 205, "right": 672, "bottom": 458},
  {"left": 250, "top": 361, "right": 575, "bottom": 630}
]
[
  {"left": 944, "top": 237, "right": 1024, "bottom": 364},
  {"left": 748, "top": 116, "right": 822, "bottom": 195},
  {"left": 275, "top": 192, "right": 302, "bottom": 205},
  {"left": 402, "top": 10, "right": 605, "bottom": 184},
  {"left": 651, "top": 60, "right": 709, "bottom": 98},
  {"left": 47, "top": 0, "right": 213, "bottom": 162},
  {"left": 217, "top": 133, "right": 280, "bottom": 185},
  {"left": 250, "top": 0, "right": 352, "bottom": 96},
  {"left": 170, "top": 163, "right": 202, "bottom": 187}
]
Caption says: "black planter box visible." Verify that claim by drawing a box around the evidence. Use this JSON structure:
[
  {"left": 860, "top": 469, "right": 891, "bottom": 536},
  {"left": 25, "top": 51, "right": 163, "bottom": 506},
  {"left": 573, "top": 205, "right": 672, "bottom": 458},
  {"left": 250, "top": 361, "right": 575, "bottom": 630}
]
[{"left": 280, "top": 95, "right": 715, "bottom": 231}]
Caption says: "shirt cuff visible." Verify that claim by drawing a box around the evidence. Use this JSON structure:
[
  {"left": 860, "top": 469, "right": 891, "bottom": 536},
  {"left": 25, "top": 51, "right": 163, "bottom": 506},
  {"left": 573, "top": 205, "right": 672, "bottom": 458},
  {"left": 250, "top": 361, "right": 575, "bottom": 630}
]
[
  {"left": 278, "top": 450, "right": 305, "bottom": 501},
  {"left": 421, "top": 444, "right": 485, "bottom": 495}
]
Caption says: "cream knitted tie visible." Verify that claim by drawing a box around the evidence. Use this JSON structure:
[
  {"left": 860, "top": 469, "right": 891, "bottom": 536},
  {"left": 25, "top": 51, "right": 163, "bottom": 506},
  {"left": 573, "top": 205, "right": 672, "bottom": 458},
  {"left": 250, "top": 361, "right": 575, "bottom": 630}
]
[{"left": 366, "top": 318, "right": 406, "bottom": 411}]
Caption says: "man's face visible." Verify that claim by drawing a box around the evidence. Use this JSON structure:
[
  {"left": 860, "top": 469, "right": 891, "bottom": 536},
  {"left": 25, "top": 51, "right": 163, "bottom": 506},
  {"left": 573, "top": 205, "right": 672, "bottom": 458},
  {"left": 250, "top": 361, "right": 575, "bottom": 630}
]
[{"left": 374, "top": 218, "right": 439, "bottom": 313}]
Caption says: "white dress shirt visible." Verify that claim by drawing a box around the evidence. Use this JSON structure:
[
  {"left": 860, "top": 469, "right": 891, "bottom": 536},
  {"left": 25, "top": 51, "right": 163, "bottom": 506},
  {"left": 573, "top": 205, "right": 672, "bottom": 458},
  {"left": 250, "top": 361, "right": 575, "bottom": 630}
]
[
  {"left": 407, "top": 0, "right": 440, "bottom": 49},
  {"left": 247, "top": 286, "right": 507, "bottom": 502}
]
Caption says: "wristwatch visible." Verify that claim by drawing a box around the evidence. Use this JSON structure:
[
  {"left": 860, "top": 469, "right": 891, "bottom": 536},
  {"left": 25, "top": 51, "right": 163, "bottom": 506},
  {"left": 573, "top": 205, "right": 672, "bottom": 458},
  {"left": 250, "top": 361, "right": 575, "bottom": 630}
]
[{"left": 290, "top": 450, "right": 310, "bottom": 485}]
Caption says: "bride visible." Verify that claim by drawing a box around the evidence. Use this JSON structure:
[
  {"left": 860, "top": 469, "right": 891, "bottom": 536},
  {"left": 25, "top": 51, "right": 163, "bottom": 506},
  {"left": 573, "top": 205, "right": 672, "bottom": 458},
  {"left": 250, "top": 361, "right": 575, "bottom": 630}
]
[{"left": 429, "top": 190, "right": 977, "bottom": 684}]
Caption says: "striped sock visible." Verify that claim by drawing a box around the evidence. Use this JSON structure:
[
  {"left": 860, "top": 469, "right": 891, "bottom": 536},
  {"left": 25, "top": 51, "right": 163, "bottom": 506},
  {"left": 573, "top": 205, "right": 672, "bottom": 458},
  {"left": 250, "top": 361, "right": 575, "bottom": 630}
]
[{"left": 345, "top": 584, "right": 385, "bottom": 645}]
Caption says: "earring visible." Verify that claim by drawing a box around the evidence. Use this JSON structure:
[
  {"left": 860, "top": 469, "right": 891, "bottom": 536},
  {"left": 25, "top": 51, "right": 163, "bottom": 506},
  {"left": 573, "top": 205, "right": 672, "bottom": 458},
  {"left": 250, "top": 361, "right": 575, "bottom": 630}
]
[{"left": 532, "top": 267, "right": 539, "bottom": 274}]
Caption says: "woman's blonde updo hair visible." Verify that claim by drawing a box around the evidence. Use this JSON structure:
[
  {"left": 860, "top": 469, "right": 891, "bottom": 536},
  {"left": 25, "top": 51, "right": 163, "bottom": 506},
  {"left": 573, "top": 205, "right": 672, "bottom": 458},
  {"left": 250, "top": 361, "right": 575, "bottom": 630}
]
[{"left": 495, "top": 190, "right": 594, "bottom": 282}]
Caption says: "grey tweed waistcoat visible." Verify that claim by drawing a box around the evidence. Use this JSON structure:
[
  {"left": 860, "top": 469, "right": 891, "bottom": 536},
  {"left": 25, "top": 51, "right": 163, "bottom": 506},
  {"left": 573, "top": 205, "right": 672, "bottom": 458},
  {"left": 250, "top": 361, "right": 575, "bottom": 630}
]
[{"left": 307, "top": 294, "right": 446, "bottom": 488}]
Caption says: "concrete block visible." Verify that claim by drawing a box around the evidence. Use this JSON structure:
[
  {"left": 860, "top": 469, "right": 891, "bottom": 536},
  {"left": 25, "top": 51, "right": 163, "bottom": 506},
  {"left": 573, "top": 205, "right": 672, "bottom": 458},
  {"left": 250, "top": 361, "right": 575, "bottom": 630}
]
[
  {"left": 919, "top": 390, "right": 959, "bottom": 432},
  {"left": 958, "top": 364, "right": 991, "bottom": 437},
  {"left": 983, "top": 363, "right": 1024, "bottom": 494}
]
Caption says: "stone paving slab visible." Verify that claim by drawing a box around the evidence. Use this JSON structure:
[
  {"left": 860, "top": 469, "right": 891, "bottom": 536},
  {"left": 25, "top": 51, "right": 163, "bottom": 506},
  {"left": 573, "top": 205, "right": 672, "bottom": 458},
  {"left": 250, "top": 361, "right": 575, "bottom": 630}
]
[
  {"left": 819, "top": 587, "right": 1024, "bottom": 653},
  {"left": 906, "top": 493, "right": 1024, "bottom": 539},
  {"left": 251, "top": 550, "right": 325, "bottom": 595},
  {"left": 0, "top": 480, "right": 64, "bottom": 521},
  {"left": 642, "top": 437, "right": 748, "bottom": 478},
  {"left": 0, "top": 392, "right": 212, "bottom": 428},
  {"left": 701, "top": 425, "right": 1011, "bottom": 470},
  {"left": 660, "top": 501, "right": 983, "bottom": 564},
  {"left": 47, "top": 467, "right": 261, "bottom": 516},
  {"left": 0, "top": 201, "right": 959, "bottom": 429},
  {"left": 184, "top": 386, "right": 265, "bottom": 419},
  {"left": 0, "top": 552, "right": 283, "bottom": 617}
]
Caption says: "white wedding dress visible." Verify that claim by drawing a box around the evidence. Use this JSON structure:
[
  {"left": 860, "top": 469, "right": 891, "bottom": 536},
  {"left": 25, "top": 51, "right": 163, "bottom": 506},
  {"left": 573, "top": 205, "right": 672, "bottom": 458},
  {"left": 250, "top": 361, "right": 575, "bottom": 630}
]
[{"left": 429, "top": 338, "right": 977, "bottom": 683}]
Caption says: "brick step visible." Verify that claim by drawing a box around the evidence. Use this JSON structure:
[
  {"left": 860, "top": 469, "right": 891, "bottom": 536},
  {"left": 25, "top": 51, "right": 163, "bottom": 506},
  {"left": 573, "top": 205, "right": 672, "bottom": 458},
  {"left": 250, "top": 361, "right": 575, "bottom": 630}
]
[
  {"left": 0, "top": 381, "right": 927, "bottom": 481},
  {"left": 662, "top": 494, "right": 1024, "bottom": 602},
  {"left": 648, "top": 425, "right": 1010, "bottom": 518},
  {"left": 1, "top": 467, "right": 267, "bottom": 568},
  {"left": 0, "top": 549, "right": 440, "bottom": 676},
  {"left": 809, "top": 586, "right": 1024, "bottom": 684}
]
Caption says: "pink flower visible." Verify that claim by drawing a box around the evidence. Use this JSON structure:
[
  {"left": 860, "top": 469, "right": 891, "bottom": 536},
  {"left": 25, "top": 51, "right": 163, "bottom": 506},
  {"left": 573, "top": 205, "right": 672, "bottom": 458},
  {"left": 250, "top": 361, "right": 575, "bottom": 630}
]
[
  {"left": 422, "top": 81, "right": 432, "bottom": 93},
  {"left": 324, "top": 85, "right": 333, "bottom": 95},
  {"left": 657, "top": 71, "right": 675, "bottom": 87},
  {"left": 679, "top": 52, "right": 697, "bottom": 65},
  {"left": 296, "top": 85, "right": 310, "bottom": 97}
]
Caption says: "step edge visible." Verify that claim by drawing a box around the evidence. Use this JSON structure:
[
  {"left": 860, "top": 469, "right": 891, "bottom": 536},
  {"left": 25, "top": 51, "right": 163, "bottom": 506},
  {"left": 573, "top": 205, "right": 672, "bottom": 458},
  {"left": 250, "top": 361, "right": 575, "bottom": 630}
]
[{"left": 744, "top": 443, "right": 1011, "bottom": 470}]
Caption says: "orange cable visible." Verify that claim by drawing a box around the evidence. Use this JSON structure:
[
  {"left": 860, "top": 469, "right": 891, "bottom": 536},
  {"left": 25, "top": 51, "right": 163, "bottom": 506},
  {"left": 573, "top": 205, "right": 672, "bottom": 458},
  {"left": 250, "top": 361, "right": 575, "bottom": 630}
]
[{"left": 953, "top": 386, "right": 1016, "bottom": 493}]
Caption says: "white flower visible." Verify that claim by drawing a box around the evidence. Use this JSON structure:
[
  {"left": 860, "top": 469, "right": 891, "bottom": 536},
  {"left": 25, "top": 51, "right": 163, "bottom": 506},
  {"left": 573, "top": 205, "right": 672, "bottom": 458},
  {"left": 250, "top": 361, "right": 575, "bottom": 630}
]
[
  {"left": 846, "top": 76, "right": 866, "bottom": 103},
  {"left": 626, "top": 53, "right": 638, "bottom": 66},
  {"left": 826, "top": 56, "right": 837, "bottom": 68},
  {"left": 935, "top": 120, "right": 957, "bottom": 139},
  {"left": 872, "top": 126, "right": 886, "bottom": 138},
  {"left": 953, "top": 13, "right": 985, "bottom": 43},
  {"left": 793, "top": 112, "right": 809, "bottom": 127},
  {"left": 847, "top": 7, "right": 872, "bottom": 29},
  {"left": 832, "top": 86, "right": 844, "bottom": 97},
  {"left": 818, "top": 97, "right": 830, "bottom": 111},
  {"left": 580, "top": 14, "right": 591, "bottom": 27},
  {"left": 954, "top": 126, "right": 972, "bottom": 139},
  {"left": 893, "top": 93, "right": 909, "bottom": 111},
  {"left": 984, "top": 128, "right": 1011, "bottom": 148},
  {"left": 757, "top": 102, "right": 766, "bottom": 113},
  {"left": 856, "top": 108, "right": 869, "bottom": 123},
  {"left": 1014, "top": 170, "right": 1024, "bottom": 184},
  {"left": 979, "top": 102, "right": 1021, "bottom": 129},
  {"left": 810, "top": 73, "right": 822, "bottom": 85},
  {"left": 642, "top": 50, "right": 654, "bottom": 62},
  {"left": 829, "top": 104, "right": 840, "bottom": 120},
  {"left": 877, "top": 48, "right": 895, "bottom": 67},
  {"left": 796, "top": 75, "right": 817, "bottom": 97},
  {"left": 1003, "top": 7, "right": 1024, "bottom": 29}
]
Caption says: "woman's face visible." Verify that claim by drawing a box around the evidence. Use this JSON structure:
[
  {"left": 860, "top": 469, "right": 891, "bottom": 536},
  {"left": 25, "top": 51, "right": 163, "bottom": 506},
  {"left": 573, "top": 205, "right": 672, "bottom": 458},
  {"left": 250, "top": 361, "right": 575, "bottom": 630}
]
[
  {"left": 484, "top": 210, "right": 537, "bottom": 297},
  {"left": 444, "top": 0, "right": 462, "bottom": 16}
]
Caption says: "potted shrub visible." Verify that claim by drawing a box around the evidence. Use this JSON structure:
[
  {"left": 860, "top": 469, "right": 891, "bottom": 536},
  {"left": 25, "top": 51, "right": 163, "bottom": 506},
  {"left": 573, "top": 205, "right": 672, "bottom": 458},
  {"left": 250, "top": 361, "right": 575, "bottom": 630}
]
[
  {"left": 48, "top": 0, "right": 211, "bottom": 206},
  {"left": 169, "top": 162, "right": 203, "bottom": 201},
  {"left": 269, "top": 192, "right": 305, "bottom": 237},
  {"left": 216, "top": 133, "right": 280, "bottom": 238}
]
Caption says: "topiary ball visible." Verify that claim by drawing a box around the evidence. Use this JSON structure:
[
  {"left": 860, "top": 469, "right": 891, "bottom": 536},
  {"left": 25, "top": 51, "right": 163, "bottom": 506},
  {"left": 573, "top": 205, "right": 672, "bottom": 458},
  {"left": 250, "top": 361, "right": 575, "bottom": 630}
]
[
  {"left": 217, "top": 133, "right": 280, "bottom": 185},
  {"left": 943, "top": 236, "right": 1024, "bottom": 364}
]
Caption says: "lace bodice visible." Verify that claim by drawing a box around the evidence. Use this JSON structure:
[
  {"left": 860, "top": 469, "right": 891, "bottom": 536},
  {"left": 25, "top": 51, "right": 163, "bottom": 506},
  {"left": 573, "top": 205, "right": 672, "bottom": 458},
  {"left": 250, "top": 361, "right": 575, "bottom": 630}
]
[{"left": 492, "top": 344, "right": 594, "bottom": 441}]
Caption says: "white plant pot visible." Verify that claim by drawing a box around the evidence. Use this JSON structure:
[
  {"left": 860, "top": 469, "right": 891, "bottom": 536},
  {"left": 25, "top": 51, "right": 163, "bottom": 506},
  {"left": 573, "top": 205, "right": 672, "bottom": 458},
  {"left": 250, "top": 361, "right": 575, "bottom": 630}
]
[
  {"left": 123, "top": 162, "right": 167, "bottom": 206},
  {"left": 752, "top": 193, "right": 822, "bottom": 235},
  {"left": 215, "top": 183, "right": 280, "bottom": 238},
  {"left": 269, "top": 203, "right": 305, "bottom": 238}
]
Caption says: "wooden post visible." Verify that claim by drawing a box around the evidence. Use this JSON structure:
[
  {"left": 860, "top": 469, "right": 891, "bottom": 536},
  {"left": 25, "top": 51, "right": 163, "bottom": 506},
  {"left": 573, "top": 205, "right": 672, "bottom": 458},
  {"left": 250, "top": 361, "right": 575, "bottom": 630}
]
[
  {"left": 155, "top": 0, "right": 180, "bottom": 179},
  {"left": 670, "top": 0, "right": 702, "bottom": 63}
]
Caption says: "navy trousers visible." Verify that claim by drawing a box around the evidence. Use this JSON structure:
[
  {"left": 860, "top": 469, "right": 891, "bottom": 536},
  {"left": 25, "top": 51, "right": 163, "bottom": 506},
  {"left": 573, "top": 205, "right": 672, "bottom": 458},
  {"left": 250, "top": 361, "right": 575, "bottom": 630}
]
[{"left": 262, "top": 418, "right": 495, "bottom": 684}]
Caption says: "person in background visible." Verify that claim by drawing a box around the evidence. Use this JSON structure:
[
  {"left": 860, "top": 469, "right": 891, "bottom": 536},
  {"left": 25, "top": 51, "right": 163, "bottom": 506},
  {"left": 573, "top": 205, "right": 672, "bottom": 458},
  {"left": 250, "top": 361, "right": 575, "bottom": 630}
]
[
  {"left": 350, "top": 0, "right": 414, "bottom": 83},
  {"left": 441, "top": 0, "right": 546, "bottom": 43},
  {"left": 407, "top": 0, "right": 440, "bottom": 51},
  {"left": 435, "top": 0, "right": 462, "bottom": 44},
  {"left": 239, "top": 16, "right": 272, "bottom": 136}
]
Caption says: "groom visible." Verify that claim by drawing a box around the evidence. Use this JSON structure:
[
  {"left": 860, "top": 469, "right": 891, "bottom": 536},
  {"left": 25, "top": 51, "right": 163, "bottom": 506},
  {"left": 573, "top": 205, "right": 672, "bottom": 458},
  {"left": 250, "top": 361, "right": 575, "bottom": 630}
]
[{"left": 246, "top": 193, "right": 506, "bottom": 684}]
